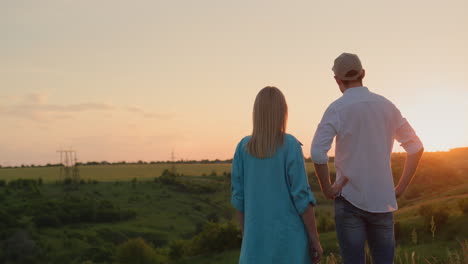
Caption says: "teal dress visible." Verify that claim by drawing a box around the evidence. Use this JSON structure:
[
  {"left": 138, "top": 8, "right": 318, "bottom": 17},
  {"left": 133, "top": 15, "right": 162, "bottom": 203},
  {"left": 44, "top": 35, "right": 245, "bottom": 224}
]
[{"left": 231, "top": 134, "right": 317, "bottom": 264}]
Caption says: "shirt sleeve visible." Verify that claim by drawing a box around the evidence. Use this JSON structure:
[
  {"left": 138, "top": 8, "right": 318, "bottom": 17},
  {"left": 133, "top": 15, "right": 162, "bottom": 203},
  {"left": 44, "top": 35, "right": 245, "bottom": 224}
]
[
  {"left": 311, "top": 105, "right": 339, "bottom": 164},
  {"left": 287, "top": 139, "right": 317, "bottom": 215},
  {"left": 231, "top": 141, "right": 245, "bottom": 212},
  {"left": 395, "top": 118, "right": 424, "bottom": 154},
  {"left": 394, "top": 109, "right": 424, "bottom": 154}
]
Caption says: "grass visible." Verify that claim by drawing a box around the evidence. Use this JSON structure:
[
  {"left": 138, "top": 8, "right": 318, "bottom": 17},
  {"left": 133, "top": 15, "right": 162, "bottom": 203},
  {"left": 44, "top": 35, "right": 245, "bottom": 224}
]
[
  {"left": 0, "top": 162, "right": 334, "bottom": 183},
  {"left": 0, "top": 164, "right": 232, "bottom": 183},
  {"left": 1, "top": 150, "right": 467, "bottom": 263}
]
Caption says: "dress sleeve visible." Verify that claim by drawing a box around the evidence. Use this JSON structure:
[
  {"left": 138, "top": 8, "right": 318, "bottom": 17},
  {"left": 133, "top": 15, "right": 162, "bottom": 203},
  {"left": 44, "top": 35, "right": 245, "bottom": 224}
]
[
  {"left": 287, "top": 139, "right": 317, "bottom": 215},
  {"left": 231, "top": 141, "right": 245, "bottom": 212}
]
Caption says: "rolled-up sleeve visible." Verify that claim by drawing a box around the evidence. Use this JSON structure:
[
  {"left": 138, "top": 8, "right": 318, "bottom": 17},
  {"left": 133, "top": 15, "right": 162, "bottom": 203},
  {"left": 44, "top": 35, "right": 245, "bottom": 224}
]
[
  {"left": 288, "top": 139, "right": 317, "bottom": 215},
  {"left": 231, "top": 142, "right": 244, "bottom": 212},
  {"left": 311, "top": 106, "right": 339, "bottom": 164},
  {"left": 395, "top": 118, "right": 424, "bottom": 154}
]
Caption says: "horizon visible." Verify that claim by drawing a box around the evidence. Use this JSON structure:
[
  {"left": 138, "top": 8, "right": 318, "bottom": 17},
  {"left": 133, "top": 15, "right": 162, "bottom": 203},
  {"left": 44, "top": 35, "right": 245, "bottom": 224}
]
[
  {"left": 2, "top": 1, "right": 468, "bottom": 166},
  {"left": 2, "top": 147, "right": 467, "bottom": 167}
]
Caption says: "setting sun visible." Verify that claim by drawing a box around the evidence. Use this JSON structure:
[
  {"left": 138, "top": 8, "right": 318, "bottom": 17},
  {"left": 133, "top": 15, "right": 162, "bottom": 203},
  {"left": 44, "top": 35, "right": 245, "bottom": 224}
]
[{"left": 401, "top": 88, "right": 468, "bottom": 152}]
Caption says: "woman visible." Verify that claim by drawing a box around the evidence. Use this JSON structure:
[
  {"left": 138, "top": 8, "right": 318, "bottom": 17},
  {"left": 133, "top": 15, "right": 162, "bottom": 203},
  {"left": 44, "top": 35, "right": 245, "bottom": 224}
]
[{"left": 231, "top": 86, "right": 323, "bottom": 263}]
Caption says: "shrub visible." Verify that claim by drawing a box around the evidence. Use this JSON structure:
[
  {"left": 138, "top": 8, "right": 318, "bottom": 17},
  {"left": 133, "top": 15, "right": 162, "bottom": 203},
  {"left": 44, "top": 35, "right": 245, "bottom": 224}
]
[
  {"left": 64, "top": 178, "right": 73, "bottom": 185},
  {"left": 432, "top": 208, "right": 449, "bottom": 226},
  {"left": 81, "top": 246, "right": 113, "bottom": 263},
  {"left": 161, "top": 169, "right": 174, "bottom": 177},
  {"left": 168, "top": 240, "right": 186, "bottom": 260},
  {"left": 116, "top": 238, "right": 159, "bottom": 264},
  {"left": 33, "top": 214, "right": 62, "bottom": 228},
  {"left": 187, "top": 222, "right": 242, "bottom": 256},
  {"left": 206, "top": 212, "right": 220, "bottom": 223},
  {"left": 0, "top": 209, "right": 18, "bottom": 228},
  {"left": 4, "top": 230, "right": 39, "bottom": 263},
  {"left": 418, "top": 204, "right": 434, "bottom": 217},
  {"left": 458, "top": 198, "right": 468, "bottom": 214},
  {"left": 422, "top": 207, "right": 449, "bottom": 231}
]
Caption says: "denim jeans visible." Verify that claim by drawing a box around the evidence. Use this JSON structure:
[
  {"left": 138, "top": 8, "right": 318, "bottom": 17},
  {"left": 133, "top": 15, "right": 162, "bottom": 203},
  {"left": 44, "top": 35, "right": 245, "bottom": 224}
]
[{"left": 334, "top": 196, "right": 395, "bottom": 264}]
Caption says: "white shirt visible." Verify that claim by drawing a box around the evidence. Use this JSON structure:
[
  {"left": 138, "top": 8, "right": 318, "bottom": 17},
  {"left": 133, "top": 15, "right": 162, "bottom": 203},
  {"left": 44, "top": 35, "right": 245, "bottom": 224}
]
[{"left": 311, "top": 87, "right": 423, "bottom": 212}]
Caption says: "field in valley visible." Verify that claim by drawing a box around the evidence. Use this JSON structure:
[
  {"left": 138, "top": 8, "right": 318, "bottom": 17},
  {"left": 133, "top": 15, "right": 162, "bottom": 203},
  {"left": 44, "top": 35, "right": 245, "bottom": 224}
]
[{"left": 0, "top": 149, "right": 467, "bottom": 264}]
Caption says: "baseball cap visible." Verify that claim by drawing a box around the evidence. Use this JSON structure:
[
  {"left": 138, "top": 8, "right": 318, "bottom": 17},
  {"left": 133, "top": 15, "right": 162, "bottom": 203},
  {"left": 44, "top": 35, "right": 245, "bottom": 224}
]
[{"left": 332, "top": 53, "right": 363, "bottom": 80}]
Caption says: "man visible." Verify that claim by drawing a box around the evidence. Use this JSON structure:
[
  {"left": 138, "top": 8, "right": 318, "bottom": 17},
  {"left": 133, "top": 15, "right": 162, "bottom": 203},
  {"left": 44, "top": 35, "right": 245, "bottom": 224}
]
[{"left": 311, "top": 53, "right": 424, "bottom": 264}]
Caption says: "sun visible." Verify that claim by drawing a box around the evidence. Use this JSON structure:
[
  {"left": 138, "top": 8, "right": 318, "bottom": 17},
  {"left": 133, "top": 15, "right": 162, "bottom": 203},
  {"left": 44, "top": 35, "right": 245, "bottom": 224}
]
[{"left": 399, "top": 92, "right": 468, "bottom": 152}]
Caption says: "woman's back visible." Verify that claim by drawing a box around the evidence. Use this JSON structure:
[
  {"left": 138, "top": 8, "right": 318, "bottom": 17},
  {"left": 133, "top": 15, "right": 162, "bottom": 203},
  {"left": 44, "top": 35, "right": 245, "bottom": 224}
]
[{"left": 231, "top": 134, "right": 316, "bottom": 264}]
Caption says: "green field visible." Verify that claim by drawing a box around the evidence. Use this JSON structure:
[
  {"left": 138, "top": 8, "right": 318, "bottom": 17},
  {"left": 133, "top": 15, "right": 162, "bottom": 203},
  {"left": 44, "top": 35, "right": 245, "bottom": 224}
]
[
  {"left": 0, "top": 162, "right": 324, "bottom": 183},
  {"left": 0, "top": 150, "right": 467, "bottom": 264},
  {"left": 0, "top": 163, "right": 233, "bottom": 183}
]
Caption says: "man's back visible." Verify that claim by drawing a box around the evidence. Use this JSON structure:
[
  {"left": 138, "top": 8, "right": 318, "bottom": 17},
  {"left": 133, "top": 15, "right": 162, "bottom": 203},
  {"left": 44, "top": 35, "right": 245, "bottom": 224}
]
[
  {"left": 312, "top": 52, "right": 424, "bottom": 264},
  {"left": 311, "top": 86, "right": 423, "bottom": 212}
]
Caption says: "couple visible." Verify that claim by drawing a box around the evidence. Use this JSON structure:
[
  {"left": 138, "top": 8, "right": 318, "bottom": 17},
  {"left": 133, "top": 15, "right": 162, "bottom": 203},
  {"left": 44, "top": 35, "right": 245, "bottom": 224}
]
[{"left": 230, "top": 53, "right": 424, "bottom": 264}]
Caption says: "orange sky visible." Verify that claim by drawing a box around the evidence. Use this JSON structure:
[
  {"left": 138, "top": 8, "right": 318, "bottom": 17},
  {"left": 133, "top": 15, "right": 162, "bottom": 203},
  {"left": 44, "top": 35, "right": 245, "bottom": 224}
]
[{"left": 1, "top": 1, "right": 467, "bottom": 165}]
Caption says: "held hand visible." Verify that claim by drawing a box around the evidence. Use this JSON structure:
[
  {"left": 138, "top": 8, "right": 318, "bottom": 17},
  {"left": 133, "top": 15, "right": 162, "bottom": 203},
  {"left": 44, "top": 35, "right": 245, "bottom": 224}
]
[
  {"left": 324, "top": 176, "right": 349, "bottom": 199},
  {"left": 309, "top": 239, "right": 323, "bottom": 264}
]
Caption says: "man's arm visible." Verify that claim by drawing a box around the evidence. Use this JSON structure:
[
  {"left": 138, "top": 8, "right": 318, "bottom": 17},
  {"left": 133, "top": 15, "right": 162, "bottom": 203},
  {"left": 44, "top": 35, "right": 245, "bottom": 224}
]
[
  {"left": 393, "top": 115, "right": 424, "bottom": 198},
  {"left": 395, "top": 148, "right": 424, "bottom": 198},
  {"left": 314, "top": 163, "right": 348, "bottom": 199}
]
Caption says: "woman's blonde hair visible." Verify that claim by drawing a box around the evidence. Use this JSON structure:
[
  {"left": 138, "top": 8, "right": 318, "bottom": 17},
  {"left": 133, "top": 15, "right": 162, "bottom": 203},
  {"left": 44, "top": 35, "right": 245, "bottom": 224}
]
[{"left": 247, "top": 86, "right": 288, "bottom": 158}]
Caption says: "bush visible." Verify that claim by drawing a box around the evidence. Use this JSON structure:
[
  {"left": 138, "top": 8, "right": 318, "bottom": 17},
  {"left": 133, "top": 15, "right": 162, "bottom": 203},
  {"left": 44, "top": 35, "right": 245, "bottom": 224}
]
[
  {"left": 8, "top": 179, "right": 37, "bottom": 189},
  {"left": 116, "top": 238, "right": 160, "bottom": 264},
  {"left": 33, "top": 214, "right": 62, "bottom": 228},
  {"left": 458, "top": 198, "right": 468, "bottom": 214},
  {"left": 206, "top": 212, "right": 220, "bottom": 223},
  {"left": 419, "top": 204, "right": 450, "bottom": 231},
  {"left": 4, "top": 230, "right": 39, "bottom": 263},
  {"left": 168, "top": 240, "right": 186, "bottom": 261},
  {"left": 187, "top": 222, "right": 242, "bottom": 256},
  {"left": 432, "top": 208, "right": 449, "bottom": 226},
  {"left": 81, "top": 246, "right": 113, "bottom": 263},
  {"left": 418, "top": 204, "right": 434, "bottom": 217},
  {"left": 0, "top": 209, "right": 18, "bottom": 228}
]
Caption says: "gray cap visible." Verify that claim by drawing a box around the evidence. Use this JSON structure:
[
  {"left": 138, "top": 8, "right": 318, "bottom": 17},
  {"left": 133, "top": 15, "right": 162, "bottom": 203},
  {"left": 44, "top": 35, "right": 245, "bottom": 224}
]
[{"left": 332, "top": 53, "right": 363, "bottom": 80}]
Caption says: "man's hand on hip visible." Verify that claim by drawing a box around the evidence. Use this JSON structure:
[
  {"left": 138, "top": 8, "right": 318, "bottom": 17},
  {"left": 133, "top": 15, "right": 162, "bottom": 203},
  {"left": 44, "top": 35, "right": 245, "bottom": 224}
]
[{"left": 324, "top": 176, "right": 349, "bottom": 200}]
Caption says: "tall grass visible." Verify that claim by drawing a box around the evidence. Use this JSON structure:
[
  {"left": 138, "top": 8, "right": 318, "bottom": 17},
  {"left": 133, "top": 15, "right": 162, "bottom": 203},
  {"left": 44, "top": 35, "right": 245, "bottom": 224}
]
[{"left": 323, "top": 240, "right": 467, "bottom": 264}]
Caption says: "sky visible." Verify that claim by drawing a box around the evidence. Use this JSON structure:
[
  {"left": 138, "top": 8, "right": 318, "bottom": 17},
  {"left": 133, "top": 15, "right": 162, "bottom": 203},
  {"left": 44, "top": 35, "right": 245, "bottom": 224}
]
[{"left": 1, "top": 0, "right": 467, "bottom": 166}]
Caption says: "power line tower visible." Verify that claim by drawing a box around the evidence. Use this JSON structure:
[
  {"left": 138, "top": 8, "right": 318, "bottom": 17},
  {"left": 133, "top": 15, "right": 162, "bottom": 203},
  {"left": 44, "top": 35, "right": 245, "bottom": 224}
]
[{"left": 57, "top": 149, "right": 80, "bottom": 183}]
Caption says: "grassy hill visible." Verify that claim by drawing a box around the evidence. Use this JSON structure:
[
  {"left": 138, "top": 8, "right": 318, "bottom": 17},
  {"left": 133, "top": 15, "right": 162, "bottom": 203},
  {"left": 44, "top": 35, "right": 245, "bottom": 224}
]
[{"left": 0, "top": 150, "right": 467, "bottom": 263}]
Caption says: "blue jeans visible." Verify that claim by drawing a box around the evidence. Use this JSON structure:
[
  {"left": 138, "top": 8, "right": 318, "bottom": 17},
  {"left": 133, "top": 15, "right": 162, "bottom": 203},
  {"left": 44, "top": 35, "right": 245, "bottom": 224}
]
[{"left": 334, "top": 196, "right": 395, "bottom": 264}]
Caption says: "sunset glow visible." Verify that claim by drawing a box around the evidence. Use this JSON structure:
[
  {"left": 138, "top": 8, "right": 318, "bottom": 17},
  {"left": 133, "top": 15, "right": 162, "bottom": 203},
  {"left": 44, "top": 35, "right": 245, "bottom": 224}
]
[{"left": 1, "top": 1, "right": 467, "bottom": 165}]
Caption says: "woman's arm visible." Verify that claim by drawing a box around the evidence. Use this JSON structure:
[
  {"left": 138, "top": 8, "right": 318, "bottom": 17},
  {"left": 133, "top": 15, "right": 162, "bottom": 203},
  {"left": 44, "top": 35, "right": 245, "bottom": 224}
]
[
  {"left": 236, "top": 211, "right": 244, "bottom": 237},
  {"left": 301, "top": 204, "right": 323, "bottom": 263}
]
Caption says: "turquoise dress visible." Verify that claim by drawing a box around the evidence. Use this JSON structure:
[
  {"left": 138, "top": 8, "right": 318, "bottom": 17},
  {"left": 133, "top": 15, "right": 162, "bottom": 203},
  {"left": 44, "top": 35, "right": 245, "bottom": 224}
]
[{"left": 231, "top": 134, "right": 317, "bottom": 264}]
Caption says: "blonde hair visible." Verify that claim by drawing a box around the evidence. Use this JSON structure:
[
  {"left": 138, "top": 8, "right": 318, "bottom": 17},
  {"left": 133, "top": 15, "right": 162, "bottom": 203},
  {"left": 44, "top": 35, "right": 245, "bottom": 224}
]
[{"left": 247, "top": 86, "right": 288, "bottom": 158}]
